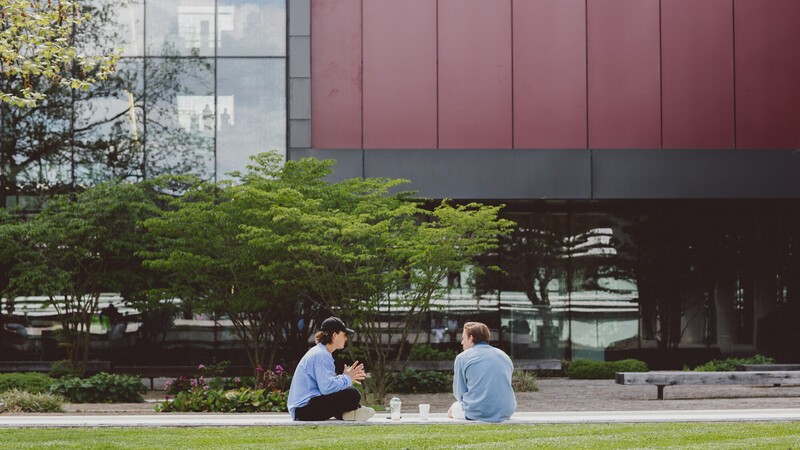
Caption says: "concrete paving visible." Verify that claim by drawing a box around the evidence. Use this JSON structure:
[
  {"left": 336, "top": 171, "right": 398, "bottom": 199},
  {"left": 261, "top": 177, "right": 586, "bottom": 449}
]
[{"left": 2, "top": 409, "right": 800, "bottom": 428}]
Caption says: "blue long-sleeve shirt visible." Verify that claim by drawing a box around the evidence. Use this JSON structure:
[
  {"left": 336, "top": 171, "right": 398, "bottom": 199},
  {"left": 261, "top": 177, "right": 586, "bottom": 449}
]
[
  {"left": 453, "top": 342, "right": 516, "bottom": 422},
  {"left": 287, "top": 342, "right": 353, "bottom": 419}
]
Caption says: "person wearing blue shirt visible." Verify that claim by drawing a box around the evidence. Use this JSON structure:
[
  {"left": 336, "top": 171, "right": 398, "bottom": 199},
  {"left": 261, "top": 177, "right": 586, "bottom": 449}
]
[
  {"left": 448, "top": 321, "right": 516, "bottom": 422},
  {"left": 287, "top": 317, "right": 375, "bottom": 421}
]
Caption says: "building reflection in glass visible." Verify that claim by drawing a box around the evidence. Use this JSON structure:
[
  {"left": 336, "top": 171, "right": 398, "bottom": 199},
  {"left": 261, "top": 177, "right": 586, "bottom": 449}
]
[{"left": 1, "top": 0, "right": 287, "bottom": 210}]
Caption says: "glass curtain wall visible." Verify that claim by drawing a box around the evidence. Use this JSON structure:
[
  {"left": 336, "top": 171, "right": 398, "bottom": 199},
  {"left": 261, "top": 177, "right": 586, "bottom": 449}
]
[
  {"left": 0, "top": 0, "right": 287, "bottom": 209},
  {"left": 427, "top": 200, "right": 800, "bottom": 368}
]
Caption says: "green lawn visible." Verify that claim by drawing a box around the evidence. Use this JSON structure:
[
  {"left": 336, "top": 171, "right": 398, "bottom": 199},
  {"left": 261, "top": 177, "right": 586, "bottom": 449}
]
[{"left": 1, "top": 422, "right": 800, "bottom": 449}]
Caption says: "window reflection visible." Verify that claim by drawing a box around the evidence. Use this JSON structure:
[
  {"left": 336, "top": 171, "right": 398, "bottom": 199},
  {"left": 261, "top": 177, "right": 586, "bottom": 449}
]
[
  {"left": 568, "top": 215, "right": 637, "bottom": 359},
  {"left": 218, "top": 0, "right": 286, "bottom": 56},
  {"left": 147, "top": 0, "right": 216, "bottom": 56},
  {"left": 73, "top": 60, "right": 145, "bottom": 185},
  {"left": 145, "top": 57, "right": 215, "bottom": 179},
  {"left": 81, "top": 0, "right": 144, "bottom": 57},
  {"left": 216, "top": 59, "right": 286, "bottom": 178}
]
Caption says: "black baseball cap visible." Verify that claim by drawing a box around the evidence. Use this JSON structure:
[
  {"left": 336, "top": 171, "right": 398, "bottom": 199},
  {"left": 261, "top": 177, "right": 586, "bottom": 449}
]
[{"left": 320, "top": 316, "right": 355, "bottom": 335}]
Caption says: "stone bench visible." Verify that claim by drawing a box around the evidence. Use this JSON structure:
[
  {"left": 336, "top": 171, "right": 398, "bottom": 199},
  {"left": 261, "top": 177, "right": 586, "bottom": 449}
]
[
  {"left": 616, "top": 371, "right": 800, "bottom": 400},
  {"left": 736, "top": 364, "right": 800, "bottom": 371}
]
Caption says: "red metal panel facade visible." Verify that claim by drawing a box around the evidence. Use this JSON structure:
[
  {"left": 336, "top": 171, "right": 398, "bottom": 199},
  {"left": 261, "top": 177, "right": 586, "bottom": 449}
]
[
  {"left": 514, "top": 0, "right": 586, "bottom": 149},
  {"left": 438, "top": 0, "right": 512, "bottom": 148},
  {"left": 311, "top": 0, "right": 362, "bottom": 148},
  {"left": 309, "top": 0, "right": 800, "bottom": 151},
  {"left": 363, "top": 0, "right": 437, "bottom": 148},
  {"left": 662, "top": 0, "right": 734, "bottom": 149},
  {"left": 587, "top": 0, "right": 661, "bottom": 149},
  {"left": 735, "top": 0, "right": 800, "bottom": 149}
]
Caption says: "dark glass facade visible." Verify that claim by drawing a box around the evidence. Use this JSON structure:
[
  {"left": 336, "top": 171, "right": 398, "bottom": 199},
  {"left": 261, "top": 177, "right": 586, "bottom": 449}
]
[{"left": 449, "top": 200, "right": 800, "bottom": 367}]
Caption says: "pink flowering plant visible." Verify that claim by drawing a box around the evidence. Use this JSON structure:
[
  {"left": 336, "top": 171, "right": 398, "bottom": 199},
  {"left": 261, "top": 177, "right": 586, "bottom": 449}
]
[
  {"left": 165, "top": 359, "right": 252, "bottom": 395},
  {"left": 256, "top": 364, "right": 291, "bottom": 391},
  {"left": 158, "top": 361, "right": 292, "bottom": 412}
]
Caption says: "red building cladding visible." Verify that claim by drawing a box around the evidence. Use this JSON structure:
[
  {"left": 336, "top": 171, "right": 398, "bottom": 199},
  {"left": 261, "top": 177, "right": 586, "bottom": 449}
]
[{"left": 311, "top": 0, "right": 800, "bottom": 150}]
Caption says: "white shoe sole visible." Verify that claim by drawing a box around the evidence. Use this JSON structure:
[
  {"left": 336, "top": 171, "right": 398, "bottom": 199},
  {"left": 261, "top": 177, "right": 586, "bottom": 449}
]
[{"left": 342, "top": 406, "right": 375, "bottom": 421}]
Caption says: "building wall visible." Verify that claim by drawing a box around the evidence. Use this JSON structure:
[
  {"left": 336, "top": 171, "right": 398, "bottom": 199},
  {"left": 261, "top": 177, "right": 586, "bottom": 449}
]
[{"left": 307, "top": 0, "right": 800, "bottom": 151}]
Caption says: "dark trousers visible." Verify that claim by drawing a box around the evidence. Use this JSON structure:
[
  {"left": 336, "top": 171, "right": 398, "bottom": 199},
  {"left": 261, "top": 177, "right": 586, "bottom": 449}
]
[{"left": 294, "top": 387, "right": 362, "bottom": 421}]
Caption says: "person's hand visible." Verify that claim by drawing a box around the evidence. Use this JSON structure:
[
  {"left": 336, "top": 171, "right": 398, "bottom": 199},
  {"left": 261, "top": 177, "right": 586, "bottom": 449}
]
[{"left": 344, "top": 360, "right": 366, "bottom": 385}]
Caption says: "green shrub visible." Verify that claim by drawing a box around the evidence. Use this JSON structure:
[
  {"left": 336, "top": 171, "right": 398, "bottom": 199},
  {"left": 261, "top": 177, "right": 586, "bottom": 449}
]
[
  {"left": 512, "top": 369, "right": 539, "bottom": 392},
  {"left": 390, "top": 369, "right": 451, "bottom": 394},
  {"left": 50, "top": 372, "right": 147, "bottom": 403},
  {"left": 611, "top": 359, "right": 649, "bottom": 373},
  {"left": 566, "top": 359, "right": 648, "bottom": 379},
  {"left": 156, "top": 388, "right": 288, "bottom": 413},
  {"left": 48, "top": 359, "right": 78, "bottom": 379},
  {"left": 693, "top": 354, "right": 775, "bottom": 372},
  {"left": 0, "top": 372, "right": 55, "bottom": 394},
  {"left": 566, "top": 360, "right": 609, "bottom": 379},
  {"left": 0, "top": 389, "right": 64, "bottom": 413},
  {"left": 409, "top": 344, "right": 459, "bottom": 361}
]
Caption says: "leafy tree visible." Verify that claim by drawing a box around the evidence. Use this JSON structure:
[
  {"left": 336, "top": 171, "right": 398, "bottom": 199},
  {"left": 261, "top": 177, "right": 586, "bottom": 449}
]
[
  {"left": 2, "top": 181, "right": 158, "bottom": 375},
  {"left": 143, "top": 151, "right": 513, "bottom": 398},
  {"left": 347, "top": 200, "right": 514, "bottom": 401},
  {"left": 239, "top": 156, "right": 514, "bottom": 400},
  {"left": 141, "top": 175, "right": 292, "bottom": 383},
  {"left": 0, "top": 0, "right": 119, "bottom": 107},
  {"left": 141, "top": 153, "right": 343, "bottom": 382}
]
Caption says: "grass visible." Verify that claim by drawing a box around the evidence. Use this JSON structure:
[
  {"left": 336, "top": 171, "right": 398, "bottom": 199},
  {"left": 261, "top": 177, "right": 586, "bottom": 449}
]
[{"left": 1, "top": 422, "right": 800, "bottom": 449}]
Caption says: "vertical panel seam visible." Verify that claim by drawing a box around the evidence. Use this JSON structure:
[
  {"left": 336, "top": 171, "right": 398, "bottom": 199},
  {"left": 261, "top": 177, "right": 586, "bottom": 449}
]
[
  {"left": 658, "top": 0, "right": 663, "bottom": 150},
  {"left": 732, "top": 0, "right": 737, "bottom": 149},
  {"left": 511, "top": 0, "right": 515, "bottom": 149},
  {"left": 436, "top": 0, "right": 440, "bottom": 149},
  {"left": 285, "top": 0, "right": 291, "bottom": 159},
  {"left": 588, "top": 0, "right": 593, "bottom": 196},
  {"left": 585, "top": 0, "right": 589, "bottom": 149},
  {"left": 361, "top": 0, "right": 364, "bottom": 150}
]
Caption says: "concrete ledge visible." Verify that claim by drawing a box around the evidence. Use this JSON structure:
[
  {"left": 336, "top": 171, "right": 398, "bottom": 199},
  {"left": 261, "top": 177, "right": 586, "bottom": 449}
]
[{"left": 3, "top": 410, "right": 800, "bottom": 427}]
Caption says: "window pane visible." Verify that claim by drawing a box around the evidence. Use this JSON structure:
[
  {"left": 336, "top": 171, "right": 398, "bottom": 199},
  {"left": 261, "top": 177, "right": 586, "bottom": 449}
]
[
  {"left": 73, "top": 60, "right": 145, "bottom": 185},
  {"left": 147, "top": 0, "right": 216, "bottom": 56},
  {"left": 81, "top": 0, "right": 145, "bottom": 57},
  {"left": 216, "top": 59, "right": 286, "bottom": 179},
  {"left": 568, "top": 213, "right": 638, "bottom": 357},
  {"left": 145, "top": 58, "right": 216, "bottom": 179},
  {"left": 218, "top": 0, "right": 286, "bottom": 56}
]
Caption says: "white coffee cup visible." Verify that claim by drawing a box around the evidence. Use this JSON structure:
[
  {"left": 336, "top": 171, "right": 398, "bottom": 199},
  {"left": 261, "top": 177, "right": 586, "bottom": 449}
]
[{"left": 418, "top": 403, "right": 430, "bottom": 420}]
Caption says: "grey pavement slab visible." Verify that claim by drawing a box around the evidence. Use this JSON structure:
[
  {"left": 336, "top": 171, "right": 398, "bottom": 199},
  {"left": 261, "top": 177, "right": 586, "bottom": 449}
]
[{"left": 2, "top": 409, "right": 800, "bottom": 428}]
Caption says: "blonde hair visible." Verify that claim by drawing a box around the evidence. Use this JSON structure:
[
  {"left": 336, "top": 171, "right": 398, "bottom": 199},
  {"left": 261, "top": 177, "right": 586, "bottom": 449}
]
[{"left": 463, "top": 322, "right": 490, "bottom": 344}]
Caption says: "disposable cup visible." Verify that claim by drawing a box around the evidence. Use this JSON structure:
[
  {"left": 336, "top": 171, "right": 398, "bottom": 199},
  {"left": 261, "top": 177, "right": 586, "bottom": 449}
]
[{"left": 419, "top": 403, "right": 430, "bottom": 420}]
